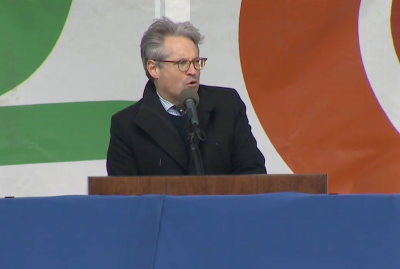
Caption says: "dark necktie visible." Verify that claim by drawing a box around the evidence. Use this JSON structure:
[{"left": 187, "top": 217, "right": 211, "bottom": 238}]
[{"left": 172, "top": 105, "right": 186, "bottom": 116}]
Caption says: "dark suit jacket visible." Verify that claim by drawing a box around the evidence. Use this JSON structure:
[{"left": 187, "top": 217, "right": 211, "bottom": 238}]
[{"left": 106, "top": 80, "right": 267, "bottom": 175}]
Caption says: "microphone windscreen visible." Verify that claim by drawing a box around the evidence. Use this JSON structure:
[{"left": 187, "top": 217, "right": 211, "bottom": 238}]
[{"left": 179, "top": 88, "right": 199, "bottom": 107}]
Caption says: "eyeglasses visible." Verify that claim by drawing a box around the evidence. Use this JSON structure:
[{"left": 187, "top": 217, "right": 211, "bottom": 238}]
[{"left": 156, "top": 57, "right": 207, "bottom": 72}]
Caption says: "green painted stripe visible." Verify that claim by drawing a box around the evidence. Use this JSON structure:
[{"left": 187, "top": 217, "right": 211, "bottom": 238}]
[{"left": 0, "top": 101, "right": 134, "bottom": 166}]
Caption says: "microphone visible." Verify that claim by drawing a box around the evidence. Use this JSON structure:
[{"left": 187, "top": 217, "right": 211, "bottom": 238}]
[{"left": 179, "top": 88, "right": 200, "bottom": 128}]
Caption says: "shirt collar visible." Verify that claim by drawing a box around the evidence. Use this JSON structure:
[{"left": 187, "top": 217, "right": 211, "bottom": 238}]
[{"left": 156, "top": 91, "right": 182, "bottom": 116}]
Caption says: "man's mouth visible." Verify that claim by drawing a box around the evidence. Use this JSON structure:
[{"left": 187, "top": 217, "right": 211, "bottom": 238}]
[{"left": 187, "top": 80, "right": 198, "bottom": 87}]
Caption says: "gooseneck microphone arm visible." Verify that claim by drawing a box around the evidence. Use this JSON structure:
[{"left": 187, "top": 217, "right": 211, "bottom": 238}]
[{"left": 184, "top": 99, "right": 203, "bottom": 138}]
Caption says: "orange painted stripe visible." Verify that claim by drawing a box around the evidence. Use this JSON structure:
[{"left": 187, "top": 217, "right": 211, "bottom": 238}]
[{"left": 239, "top": 0, "right": 400, "bottom": 193}]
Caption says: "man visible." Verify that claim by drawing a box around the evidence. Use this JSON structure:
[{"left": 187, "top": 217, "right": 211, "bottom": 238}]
[{"left": 106, "top": 17, "right": 266, "bottom": 176}]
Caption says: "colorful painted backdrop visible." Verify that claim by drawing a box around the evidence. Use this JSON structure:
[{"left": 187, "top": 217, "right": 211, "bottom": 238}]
[{"left": 1, "top": 0, "right": 399, "bottom": 196}]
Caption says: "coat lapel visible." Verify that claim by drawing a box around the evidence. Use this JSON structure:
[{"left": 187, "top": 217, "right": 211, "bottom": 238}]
[
  {"left": 197, "top": 85, "right": 215, "bottom": 133},
  {"left": 135, "top": 81, "right": 189, "bottom": 172}
]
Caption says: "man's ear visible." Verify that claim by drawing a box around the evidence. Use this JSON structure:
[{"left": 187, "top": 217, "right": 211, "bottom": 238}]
[{"left": 147, "top": 60, "right": 159, "bottom": 79}]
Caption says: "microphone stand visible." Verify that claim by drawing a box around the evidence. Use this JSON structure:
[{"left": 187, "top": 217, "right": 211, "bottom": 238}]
[
  {"left": 189, "top": 125, "right": 204, "bottom": 175},
  {"left": 188, "top": 124, "right": 205, "bottom": 175},
  {"left": 180, "top": 104, "right": 205, "bottom": 175}
]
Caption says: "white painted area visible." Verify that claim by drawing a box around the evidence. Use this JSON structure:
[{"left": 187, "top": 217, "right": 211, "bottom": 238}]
[
  {"left": 191, "top": 0, "right": 293, "bottom": 174},
  {"left": 0, "top": 0, "right": 154, "bottom": 107},
  {"left": 359, "top": 0, "right": 400, "bottom": 134},
  {"left": 155, "top": 0, "right": 190, "bottom": 21},
  {"left": 165, "top": 0, "right": 190, "bottom": 22},
  {"left": 155, "top": 0, "right": 162, "bottom": 18},
  {"left": 0, "top": 160, "right": 106, "bottom": 197}
]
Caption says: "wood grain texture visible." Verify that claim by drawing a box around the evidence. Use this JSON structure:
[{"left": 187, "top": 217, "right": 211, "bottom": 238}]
[{"left": 88, "top": 174, "right": 327, "bottom": 195}]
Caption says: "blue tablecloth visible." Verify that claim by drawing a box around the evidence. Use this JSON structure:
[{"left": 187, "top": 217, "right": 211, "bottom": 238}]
[{"left": 1, "top": 193, "right": 399, "bottom": 268}]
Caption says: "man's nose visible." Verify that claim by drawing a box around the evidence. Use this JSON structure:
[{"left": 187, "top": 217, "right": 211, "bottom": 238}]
[{"left": 186, "top": 61, "right": 198, "bottom": 75}]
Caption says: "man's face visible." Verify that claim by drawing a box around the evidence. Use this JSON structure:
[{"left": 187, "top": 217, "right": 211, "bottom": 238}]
[{"left": 152, "top": 36, "right": 200, "bottom": 105}]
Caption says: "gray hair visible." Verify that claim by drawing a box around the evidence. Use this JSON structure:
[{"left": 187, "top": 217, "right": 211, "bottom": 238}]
[{"left": 140, "top": 17, "right": 205, "bottom": 78}]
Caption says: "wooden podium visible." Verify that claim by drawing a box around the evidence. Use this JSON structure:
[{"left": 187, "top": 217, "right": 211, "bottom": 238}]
[{"left": 88, "top": 174, "right": 327, "bottom": 195}]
